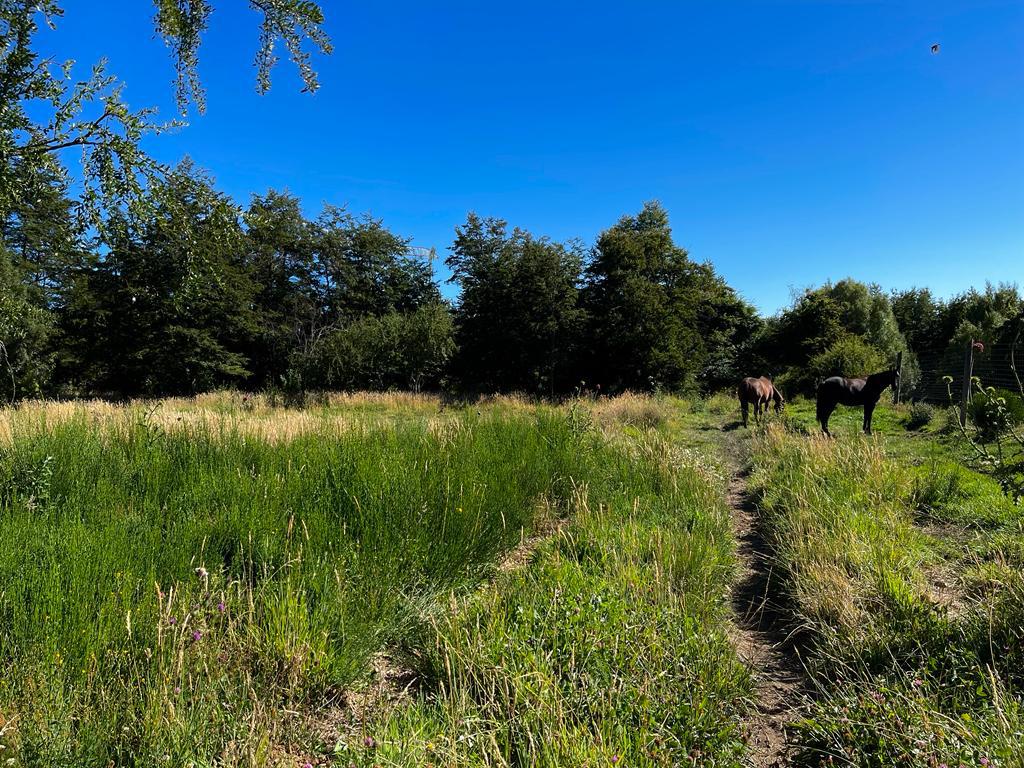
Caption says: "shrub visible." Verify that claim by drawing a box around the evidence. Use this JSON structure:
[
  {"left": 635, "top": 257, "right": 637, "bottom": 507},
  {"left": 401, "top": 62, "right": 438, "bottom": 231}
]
[
  {"left": 808, "top": 336, "right": 886, "bottom": 383},
  {"left": 969, "top": 387, "right": 1024, "bottom": 442},
  {"left": 781, "top": 336, "right": 887, "bottom": 396},
  {"left": 905, "top": 401, "right": 936, "bottom": 430}
]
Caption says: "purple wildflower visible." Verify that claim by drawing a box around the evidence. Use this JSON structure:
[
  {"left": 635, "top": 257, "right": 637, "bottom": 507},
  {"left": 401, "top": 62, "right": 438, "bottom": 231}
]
[
  {"left": 168, "top": 617, "right": 177, "bottom": 625},
  {"left": 363, "top": 736, "right": 377, "bottom": 749},
  {"left": 217, "top": 601, "right": 226, "bottom": 613},
  {"left": 192, "top": 630, "right": 202, "bottom": 642}
]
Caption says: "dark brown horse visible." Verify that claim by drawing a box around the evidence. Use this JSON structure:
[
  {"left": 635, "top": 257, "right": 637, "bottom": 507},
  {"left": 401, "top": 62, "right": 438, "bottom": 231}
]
[
  {"left": 816, "top": 368, "right": 900, "bottom": 436},
  {"left": 738, "top": 376, "right": 784, "bottom": 427}
]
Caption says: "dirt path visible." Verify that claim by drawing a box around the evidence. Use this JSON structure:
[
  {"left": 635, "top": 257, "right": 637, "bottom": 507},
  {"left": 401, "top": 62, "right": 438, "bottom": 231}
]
[{"left": 722, "top": 432, "right": 807, "bottom": 767}]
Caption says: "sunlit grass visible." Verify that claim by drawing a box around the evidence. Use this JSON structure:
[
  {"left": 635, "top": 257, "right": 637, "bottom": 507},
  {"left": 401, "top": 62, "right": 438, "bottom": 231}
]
[
  {"left": 0, "top": 401, "right": 587, "bottom": 763},
  {"left": 749, "top": 422, "right": 1024, "bottom": 766}
]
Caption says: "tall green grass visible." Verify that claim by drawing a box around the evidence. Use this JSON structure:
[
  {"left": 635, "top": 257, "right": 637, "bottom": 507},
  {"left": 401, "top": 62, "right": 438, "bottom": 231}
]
[
  {"left": 751, "top": 425, "right": 1024, "bottom": 767},
  {"left": 0, "top": 407, "right": 590, "bottom": 765},
  {"left": 353, "top": 435, "right": 751, "bottom": 767}
]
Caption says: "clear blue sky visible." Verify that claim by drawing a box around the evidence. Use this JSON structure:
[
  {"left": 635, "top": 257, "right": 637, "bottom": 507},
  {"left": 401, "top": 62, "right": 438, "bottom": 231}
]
[{"left": 41, "top": 1, "right": 1024, "bottom": 314}]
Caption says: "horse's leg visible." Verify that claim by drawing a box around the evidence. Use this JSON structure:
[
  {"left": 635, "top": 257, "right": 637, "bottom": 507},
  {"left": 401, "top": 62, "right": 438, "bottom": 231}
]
[
  {"left": 864, "top": 403, "right": 875, "bottom": 435},
  {"left": 821, "top": 404, "right": 835, "bottom": 436},
  {"left": 741, "top": 398, "right": 748, "bottom": 428}
]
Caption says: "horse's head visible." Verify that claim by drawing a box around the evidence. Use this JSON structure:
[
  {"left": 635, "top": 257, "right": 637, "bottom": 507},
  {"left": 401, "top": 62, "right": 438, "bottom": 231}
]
[{"left": 772, "top": 387, "right": 785, "bottom": 413}]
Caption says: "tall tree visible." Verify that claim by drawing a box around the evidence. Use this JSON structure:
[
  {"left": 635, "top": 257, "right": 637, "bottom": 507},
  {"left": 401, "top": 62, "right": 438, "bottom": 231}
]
[
  {"left": 447, "top": 213, "right": 585, "bottom": 394},
  {"left": 0, "top": 246, "right": 53, "bottom": 400},
  {"left": 583, "top": 201, "right": 752, "bottom": 392},
  {"left": 242, "top": 190, "right": 318, "bottom": 386},
  {"left": 313, "top": 206, "right": 438, "bottom": 325},
  {"left": 892, "top": 287, "right": 943, "bottom": 356},
  {"left": 60, "top": 162, "right": 257, "bottom": 395}
]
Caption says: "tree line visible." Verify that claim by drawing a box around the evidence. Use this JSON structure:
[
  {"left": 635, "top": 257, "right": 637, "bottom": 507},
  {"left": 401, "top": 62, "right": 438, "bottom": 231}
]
[
  {"left": 5, "top": 3, "right": 1020, "bottom": 404},
  {"left": 2, "top": 160, "right": 1021, "bottom": 402}
]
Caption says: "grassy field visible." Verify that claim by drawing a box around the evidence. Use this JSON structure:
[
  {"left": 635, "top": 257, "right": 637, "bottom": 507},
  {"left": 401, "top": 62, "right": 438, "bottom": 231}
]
[
  {"left": 1, "top": 391, "right": 1021, "bottom": 766},
  {"left": 0, "top": 393, "right": 755, "bottom": 767},
  {"left": 742, "top": 397, "right": 1024, "bottom": 767}
]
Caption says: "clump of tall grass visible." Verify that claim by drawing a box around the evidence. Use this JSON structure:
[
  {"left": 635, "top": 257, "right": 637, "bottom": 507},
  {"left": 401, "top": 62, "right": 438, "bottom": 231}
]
[
  {"left": 591, "top": 392, "right": 670, "bottom": 430},
  {"left": 356, "top": 432, "right": 750, "bottom": 766},
  {"left": 751, "top": 423, "right": 1024, "bottom": 766},
  {"left": 751, "top": 425, "right": 927, "bottom": 653},
  {"left": 0, "top": 406, "right": 595, "bottom": 763}
]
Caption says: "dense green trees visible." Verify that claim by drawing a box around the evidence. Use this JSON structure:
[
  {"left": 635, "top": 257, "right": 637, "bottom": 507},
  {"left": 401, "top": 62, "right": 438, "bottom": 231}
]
[
  {"left": 3, "top": 165, "right": 1017, "bottom": 401},
  {"left": 446, "top": 214, "right": 585, "bottom": 394},
  {"left": 60, "top": 164, "right": 258, "bottom": 395},
  {"left": 39, "top": 164, "right": 449, "bottom": 397},
  {"left": 893, "top": 284, "right": 1024, "bottom": 355},
  {"left": 749, "top": 279, "right": 915, "bottom": 394},
  {"left": 583, "top": 202, "right": 757, "bottom": 393}
]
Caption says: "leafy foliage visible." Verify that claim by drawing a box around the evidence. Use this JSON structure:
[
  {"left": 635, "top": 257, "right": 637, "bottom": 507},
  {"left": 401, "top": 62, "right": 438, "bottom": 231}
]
[
  {"left": 754, "top": 279, "right": 912, "bottom": 395},
  {"left": 447, "top": 213, "right": 586, "bottom": 394},
  {"left": 297, "top": 303, "right": 455, "bottom": 392},
  {"left": 584, "top": 201, "right": 757, "bottom": 393},
  {"left": 152, "top": 0, "right": 332, "bottom": 113},
  {"left": 60, "top": 162, "right": 258, "bottom": 395}
]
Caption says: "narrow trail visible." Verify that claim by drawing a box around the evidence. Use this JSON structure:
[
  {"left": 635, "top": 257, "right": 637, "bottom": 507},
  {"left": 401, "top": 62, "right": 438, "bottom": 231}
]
[{"left": 721, "top": 431, "right": 807, "bottom": 768}]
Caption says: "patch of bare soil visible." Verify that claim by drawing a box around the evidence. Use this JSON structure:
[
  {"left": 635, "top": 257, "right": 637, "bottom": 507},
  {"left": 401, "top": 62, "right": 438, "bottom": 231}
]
[{"left": 724, "top": 437, "right": 808, "bottom": 767}]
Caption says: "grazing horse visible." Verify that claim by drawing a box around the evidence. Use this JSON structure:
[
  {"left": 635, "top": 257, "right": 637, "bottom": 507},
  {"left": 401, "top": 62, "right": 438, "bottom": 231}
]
[
  {"left": 738, "top": 376, "right": 783, "bottom": 427},
  {"left": 816, "top": 368, "right": 900, "bottom": 436}
]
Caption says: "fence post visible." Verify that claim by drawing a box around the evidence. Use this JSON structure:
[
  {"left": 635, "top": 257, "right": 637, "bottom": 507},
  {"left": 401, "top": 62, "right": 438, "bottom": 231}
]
[
  {"left": 960, "top": 339, "right": 975, "bottom": 427},
  {"left": 894, "top": 351, "right": 903, "bottom": 404}
]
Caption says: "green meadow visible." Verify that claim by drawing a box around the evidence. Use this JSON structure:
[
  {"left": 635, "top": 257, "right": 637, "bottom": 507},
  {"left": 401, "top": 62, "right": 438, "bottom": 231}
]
[{"left": 0, "top": 393, "right": 1021, "bottom": 767}]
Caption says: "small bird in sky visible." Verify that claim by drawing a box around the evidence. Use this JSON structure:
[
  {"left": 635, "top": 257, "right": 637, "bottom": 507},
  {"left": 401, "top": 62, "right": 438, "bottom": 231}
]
[{"left": 931, "top": 43, "right": 941, "bottom": 54}]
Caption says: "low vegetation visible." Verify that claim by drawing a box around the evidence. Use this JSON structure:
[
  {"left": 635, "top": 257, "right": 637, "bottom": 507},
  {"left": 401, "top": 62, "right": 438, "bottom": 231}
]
[
  {"left": 0, "top": 397, "right": 586, "bottom": 763},
  {"left": 356, "top": 433, "right": 749, "bottom": 766},
  {"left": 748, "top": 412, "right": 1024, "bottom": 766},
  {"left": 0, "top": 394, "right": 757, "bottom": 766},
  {"left": 2, "top": 389, "right": 1023, "bottom": 766}
]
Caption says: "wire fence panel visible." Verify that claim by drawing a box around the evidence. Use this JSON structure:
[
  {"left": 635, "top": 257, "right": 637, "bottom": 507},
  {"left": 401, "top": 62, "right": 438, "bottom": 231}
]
[{"left": 911, "top": 342, "right": 1023, "bottom": 404}]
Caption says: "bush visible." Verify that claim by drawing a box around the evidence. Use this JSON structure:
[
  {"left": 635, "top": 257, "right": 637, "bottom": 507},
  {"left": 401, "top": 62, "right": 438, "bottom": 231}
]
[
  {"left": 809, "top": 336, "right": 886, "bottom": 382},
  {"left": 969, "top": 387, "right": 1024, "bottom": 442},
  {"left": 298, "top": 304, "right": 455, "bottom": 392},
  {"left": 781, "top": 336, "right": 887, "bottom": 396},
  {"left": 905, "top": 401, "right": 936, "bottom": 430}
]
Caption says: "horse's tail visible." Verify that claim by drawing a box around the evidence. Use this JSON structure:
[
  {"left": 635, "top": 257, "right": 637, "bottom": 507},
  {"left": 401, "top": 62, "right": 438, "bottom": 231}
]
[{"left": 815, "top": 383, "right": 826, "bottom": 424}]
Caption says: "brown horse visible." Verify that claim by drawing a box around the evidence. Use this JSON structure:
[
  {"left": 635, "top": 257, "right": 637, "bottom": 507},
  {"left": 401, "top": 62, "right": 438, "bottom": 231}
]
[
  {"left": 738, "top": 376, "right": 784, "bottom": 427},
  {"left": 816, "top": 368, "right": 900, "bottom": 436}
]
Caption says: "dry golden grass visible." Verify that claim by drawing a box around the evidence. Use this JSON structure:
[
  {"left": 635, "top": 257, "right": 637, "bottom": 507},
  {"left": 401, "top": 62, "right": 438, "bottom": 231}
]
[
  {"left": 590, "top": 391, "right": 671, "bottom": 430},
  {"left": 0, "top": 391, "right": 692, "bottom": 448},
  {"left": 0, "top": 393, "right": 456, "bottom": 445},
  {"left": 753, "top": 424, "right": 925, "bottom": 638}
]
